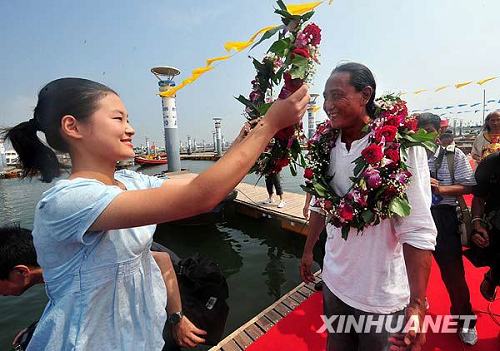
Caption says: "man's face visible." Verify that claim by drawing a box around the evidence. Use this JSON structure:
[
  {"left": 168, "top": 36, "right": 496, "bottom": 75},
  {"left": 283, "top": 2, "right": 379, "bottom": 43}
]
[{"left": 0, "top": 267, "right": 31, "bottom": 296}]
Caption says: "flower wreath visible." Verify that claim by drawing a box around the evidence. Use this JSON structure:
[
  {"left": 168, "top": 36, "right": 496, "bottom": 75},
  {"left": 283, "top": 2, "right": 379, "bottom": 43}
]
[
  {"left": 302, "top": 94, "right": 436, "bottom": 239},
  {"left": 236, "top": 0, "right": 322, "bottom": 176}
]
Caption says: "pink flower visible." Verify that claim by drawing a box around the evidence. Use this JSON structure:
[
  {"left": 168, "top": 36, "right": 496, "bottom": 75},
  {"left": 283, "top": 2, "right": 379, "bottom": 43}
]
[
  {"left": 363, "top": 168, "right": 382, "bottom": 189},
  {"left": 302, "top": 23, "right": 322, "bottom": 46},
  {"left": 346, "top": 189, "right": 368, "bottom": 207},
  {"left": 403, "top": 117, "right": 418, "bottom": 132}
]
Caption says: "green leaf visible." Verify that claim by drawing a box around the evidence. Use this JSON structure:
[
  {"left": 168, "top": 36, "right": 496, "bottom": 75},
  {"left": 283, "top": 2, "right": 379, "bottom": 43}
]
[
  {"left": 313, "top": 182, "right": 327, "bottom": 197},
  {"left": 257, "top": 102, "right": 273, "bottom": 115},
  {"left": 250, "top": 25, "right": 285, "bottom": 50},
  {"left": 291, "top": 54, "right": 309, "bottom": 67},
  {"left": 290, "top": 64, "right": 307, "bottom": 80},
  {"left": 289, "top": 161, "right": 297, "bottom": 176},
  {"left": 276, "top": 0, "right": 286, "bottom": 10},
  {"left": 361, "top": 210, "right": 374, "bottom": 224},
  {"left": 353, "top": 161, "right": 366, "bottom": 177},
  {"left": 235, "top": 95, "right": 257, "bottom": 111},
  {"left": 389, "top": 197, "right": 412, "bottom": 217},
  {"left": 300, "top": 11, "right": 315, "bottom": 22},
  {"left": 341, "top": 225, "right": 350, "bottom": 240},
  {"left": 268, "top": 38, "right": 291, "bottom": 56}
]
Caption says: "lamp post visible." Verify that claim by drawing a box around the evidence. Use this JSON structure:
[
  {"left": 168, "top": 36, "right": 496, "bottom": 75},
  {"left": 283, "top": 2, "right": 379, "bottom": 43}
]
[
  {"left": 151, "top": 66, "right": 181, "bottom": 172},
  {"left": 307, "top": 93, "right": 320, "bottom": 139},
  {"left": 213, "top": 118, "right": 223, "bottom": 156}
]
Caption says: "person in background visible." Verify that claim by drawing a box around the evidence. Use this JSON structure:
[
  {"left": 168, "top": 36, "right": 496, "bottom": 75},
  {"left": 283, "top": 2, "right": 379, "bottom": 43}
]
[
  {"left": 467, "top": 151, "right": 500, "bottom": 302},
  {"left": 418, "top": 113, "right": 478, "bottom": 346},
  {"left": 438, "top": 129, "right": 454, "bottom": 148},
  {"left": 471, "top": 110, "right": 500, "bottom": 162},
  {"left": 300, "top": 62, "right": 437, "bottom": 351},
  {"left": 0, "top": 225, "right": 206, "bottom": 350},
  {"left": 265, "top": 171, "right": 286, "bottom": 208},
  {"left": 3, "top": 77, "right": 308, "bottom": 350}
]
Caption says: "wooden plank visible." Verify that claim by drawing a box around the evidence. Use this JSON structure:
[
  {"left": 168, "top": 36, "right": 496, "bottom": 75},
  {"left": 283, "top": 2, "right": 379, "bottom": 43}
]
[
  {"left": 255, "top": 315, "right": 275, "bottom": 332},
  {"left": 273, "top": 302, "right": 292, "bottom": 317},
  {"left": 233, "top": 331, "right": 254, "bottom": 350},
  {"left": 289, "top": 291, "right": 307, "bottom": 304},
  {"left": 264, "top": 309, "right": 283, "bottom": 324},
  {"left": 220, "top": 339, "right": 243, "bottom": 351},
  {"left": 281, "top": 296, "right": 300, "bottom": 310},
  {"left": 244, "top": 324, "right": 265, "bottom": 340},
  {"left": 298, "top": 286, "right": 314, "bottom": 298}
]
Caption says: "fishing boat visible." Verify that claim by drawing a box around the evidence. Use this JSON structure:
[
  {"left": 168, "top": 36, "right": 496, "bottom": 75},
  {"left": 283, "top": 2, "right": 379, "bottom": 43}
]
[{"left": 134, "top": 155, "right": 167, "bottom": 165}]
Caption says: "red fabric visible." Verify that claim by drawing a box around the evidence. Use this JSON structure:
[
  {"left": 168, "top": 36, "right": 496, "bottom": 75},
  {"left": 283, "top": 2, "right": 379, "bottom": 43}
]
[{"left": 247, "top": 258, "right": 499, "bottom": 351}]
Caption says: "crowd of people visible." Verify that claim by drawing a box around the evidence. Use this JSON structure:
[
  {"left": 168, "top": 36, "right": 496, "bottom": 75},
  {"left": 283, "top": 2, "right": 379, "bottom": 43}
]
[{"left": 0, "top": 63, "right": 498, "bottom": 351}]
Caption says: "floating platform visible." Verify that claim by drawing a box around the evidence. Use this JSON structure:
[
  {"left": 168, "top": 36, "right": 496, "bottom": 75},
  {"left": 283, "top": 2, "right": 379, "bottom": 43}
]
[{"left": 209, "top": 274, "right": 321, "bottom": 351}]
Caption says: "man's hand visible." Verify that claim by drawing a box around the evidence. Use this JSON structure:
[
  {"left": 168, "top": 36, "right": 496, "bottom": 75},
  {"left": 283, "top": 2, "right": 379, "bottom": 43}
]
[
  {"left": 472, "top": 222, "right": 490, "bottom": 248},
  {"left": 172, "top": 315, "right": 207, "bottom": 348},
  {"left": 430, "top": 178, "right": 440, "bottom": 194},
  {"left": 300, "top": 250, "right": 315, "bottom": 284},
  {"left": 388, "top": 303, "right": 426, "bottom": 351}
]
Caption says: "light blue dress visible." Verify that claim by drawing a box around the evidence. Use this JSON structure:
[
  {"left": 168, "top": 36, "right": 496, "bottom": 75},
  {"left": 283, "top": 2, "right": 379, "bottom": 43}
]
[{"left": 28, "top": 170, "right": 168, "bottom": 350}]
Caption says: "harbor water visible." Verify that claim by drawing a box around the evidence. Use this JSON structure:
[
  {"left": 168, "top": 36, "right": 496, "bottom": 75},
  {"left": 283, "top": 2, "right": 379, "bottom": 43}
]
[{"left": 0, "top": 160, "right": 313, "bottom": 349}]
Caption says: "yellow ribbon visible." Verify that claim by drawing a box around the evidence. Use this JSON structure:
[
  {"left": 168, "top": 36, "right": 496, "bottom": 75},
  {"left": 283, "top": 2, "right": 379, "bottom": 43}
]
[
  {"left": 455, "top": 81, "right": 473, "bottom": 89},
  {"left": 414, "top": 89, "right": 427, "bottom": 95},
  {"left": 286, "top": 1, "right": 323, "bottom": 16},
  {"left": 224, "top": 25, "right": 278, "bottom": 52},
  {"left": 206, "top": 55, "right": 232, "bottom": 66},
  {"left": 434, "top": 85, "right": 449, "bottom": 92},
  {"left": 477, "top": 76, "right": 497, "bottom": 86}
]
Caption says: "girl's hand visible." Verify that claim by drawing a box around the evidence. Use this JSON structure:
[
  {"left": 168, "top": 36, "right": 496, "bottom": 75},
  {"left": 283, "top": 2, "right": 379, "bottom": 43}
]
[{"left": 264, "top": 85, "right": 309, "bottom": 132}]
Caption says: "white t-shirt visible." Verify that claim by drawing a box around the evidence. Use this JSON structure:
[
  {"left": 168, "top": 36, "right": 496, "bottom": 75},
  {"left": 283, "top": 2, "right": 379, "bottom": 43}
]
[{"left": 311, "top": 133, "right": 437, "bottom": 314}]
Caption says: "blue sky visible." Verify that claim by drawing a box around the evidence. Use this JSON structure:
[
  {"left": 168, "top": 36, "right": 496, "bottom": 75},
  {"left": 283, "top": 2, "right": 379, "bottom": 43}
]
[{"left": 1, "top": 0, "right": 499, "bottom": 147}]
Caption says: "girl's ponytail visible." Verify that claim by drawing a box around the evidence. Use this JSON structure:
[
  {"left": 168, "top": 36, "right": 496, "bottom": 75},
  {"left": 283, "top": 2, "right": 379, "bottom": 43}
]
[{"left": 4, "top": 118, "right": 61, "bottom": 182}]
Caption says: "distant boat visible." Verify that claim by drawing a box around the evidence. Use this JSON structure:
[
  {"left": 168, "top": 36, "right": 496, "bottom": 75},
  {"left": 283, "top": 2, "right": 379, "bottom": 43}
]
[{"left": 134, "top": 155, "right": 167, "bottom": 165}]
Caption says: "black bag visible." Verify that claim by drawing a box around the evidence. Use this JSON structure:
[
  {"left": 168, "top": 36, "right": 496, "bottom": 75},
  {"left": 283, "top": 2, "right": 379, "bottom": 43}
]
[{"left": 174, "top": 254, "right": 229, "bottom": 346}]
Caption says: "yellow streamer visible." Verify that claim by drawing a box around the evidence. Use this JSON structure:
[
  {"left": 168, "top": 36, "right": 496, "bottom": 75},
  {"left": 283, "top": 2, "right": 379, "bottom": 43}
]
[
  {"left": 455, "top": 81, "right": 472, "bottom": 89},
  {"left": 434, "top": 85, "right": 449, "bottom": 92},
  {"left": 224, "top": 40, "right": 253, "bottom": 52},
  {"left": 477, "top": 76, "right": 497, "bottom": 85},
  {"left": 414, "top": 89, "right": 427, "bottom": 95},
  {"left": 286, "top": 1, "right": 323, "bottom": 16},
  {"left": 192, "top": 66, "right": 214, "bottom": 75},
  {"left": 206, "top": 55, "right": 232, "bottom": 66},
  {"left": 224, "top": 25, "right": 278, "bottom": 52}
]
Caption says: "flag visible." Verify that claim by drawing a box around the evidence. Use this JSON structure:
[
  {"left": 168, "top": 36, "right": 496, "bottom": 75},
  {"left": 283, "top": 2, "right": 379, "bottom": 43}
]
[
  {"left": 477, "top": 76, "right": 497, "bottom": 85},
  {"left": 470, "top": 102, "right": 481, "bottom": 107}
]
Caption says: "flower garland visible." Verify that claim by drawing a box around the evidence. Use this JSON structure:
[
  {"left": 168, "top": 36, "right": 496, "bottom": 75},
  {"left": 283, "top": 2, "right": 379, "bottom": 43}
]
[
  {"left": 302, "top": 94, "right": 436, "bottom": 239},
  {"left": 236, "top": 0, "right": 322, "bottom": 176}
]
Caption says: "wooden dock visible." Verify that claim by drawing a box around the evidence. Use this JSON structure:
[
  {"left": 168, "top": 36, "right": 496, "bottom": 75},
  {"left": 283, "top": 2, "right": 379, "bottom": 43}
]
[
  {"left": 233, "top": 182, "right": 309, "bottom": 236},
  {"left": 209, "top": 273, "right": 321, "bottom": 351},
  {"left": 180, "top": 152, "right": 222, "bottom": 161},
  {"left": 167, "top": 172, "right": 310, "bottom": 235}
]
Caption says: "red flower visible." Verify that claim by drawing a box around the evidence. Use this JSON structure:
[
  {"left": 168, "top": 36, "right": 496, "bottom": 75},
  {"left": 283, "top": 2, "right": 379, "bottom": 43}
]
[
  {"left": 279, "top": 73, "right": 303, "bottom": 99},
  {"left": 304, "top": 168, "right": 314, "bottom": 180},
  {"left": 292, "top": 47, "right": 310, "bottom": 59},
  {"left": 302, "top": 23, "right": 322, "bottom": 46},
  {"left": 338, "top": 203, "right": 354, "bottom": 222},
  {"left": 361, "top": 144, "right": 384, "bottom": 164},
  {"left": 403, "top": 118, "right": 418, "bottom": 132},
  {"left": 275, "top": 125, "right": 295, "bottom": 140},
  {"left": 374, "top": 125, "right": 398, "bottom": 143},
  {"left": 323, "top": 200, "right": 333, "bottom": 210},
  {"left": 385, "top": 148, "right": 400, "bottom": 163}
]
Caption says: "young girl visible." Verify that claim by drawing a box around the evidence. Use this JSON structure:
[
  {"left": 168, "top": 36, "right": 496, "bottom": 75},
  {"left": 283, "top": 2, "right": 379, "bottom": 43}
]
[{"left": 5, "top": 78, "right": 309, "bottom": 350}]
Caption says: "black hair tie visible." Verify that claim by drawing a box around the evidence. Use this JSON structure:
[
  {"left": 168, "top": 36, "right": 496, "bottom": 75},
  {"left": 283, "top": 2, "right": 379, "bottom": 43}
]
[{"left": 28, "top": 118, "right": 41, "bottom": 132}]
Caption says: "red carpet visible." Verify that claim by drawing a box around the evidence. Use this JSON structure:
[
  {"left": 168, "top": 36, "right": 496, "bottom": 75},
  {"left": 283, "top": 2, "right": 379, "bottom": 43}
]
[{"left": 247, "top": 259, "right": 499, "bottom": 351}]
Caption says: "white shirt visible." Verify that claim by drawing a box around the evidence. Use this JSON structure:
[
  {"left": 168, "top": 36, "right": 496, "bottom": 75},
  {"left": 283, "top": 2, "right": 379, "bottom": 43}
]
[{"left": 311, "top": 133, "right": 437, "bottom": 314}]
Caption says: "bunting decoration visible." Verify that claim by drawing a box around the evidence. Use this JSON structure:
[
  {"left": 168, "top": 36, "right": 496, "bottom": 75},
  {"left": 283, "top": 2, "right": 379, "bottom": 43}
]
[
  {"left": 159, "top": 1, "right": 333, "bottom": 98},
  {"left": 400, "top": 75, "right": 498, "bottom": 96}
]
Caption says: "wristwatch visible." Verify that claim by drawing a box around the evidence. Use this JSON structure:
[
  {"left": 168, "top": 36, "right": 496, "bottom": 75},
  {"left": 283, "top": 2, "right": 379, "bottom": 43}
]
[{"left": 168, "top": 311, "right": 184, "bottom": 325}]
